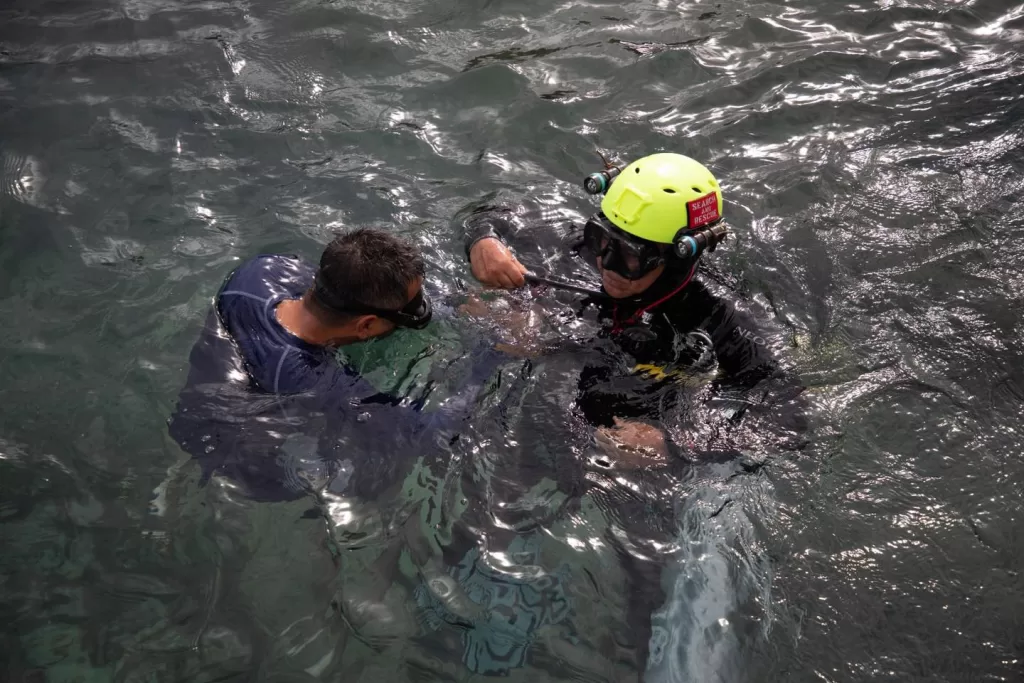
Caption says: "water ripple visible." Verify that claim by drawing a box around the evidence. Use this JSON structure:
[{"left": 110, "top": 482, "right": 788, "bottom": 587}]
[{"left": 1, "top": 0, "right": 1023, "bottom": 680}]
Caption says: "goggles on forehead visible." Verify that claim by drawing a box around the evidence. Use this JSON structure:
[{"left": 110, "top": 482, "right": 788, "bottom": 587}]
[
  {"left": 583, "top": 214, "right": 668, "bottom": 280},
  {"left": 313, "top": 276, "right": 433, "bottom": 330}
]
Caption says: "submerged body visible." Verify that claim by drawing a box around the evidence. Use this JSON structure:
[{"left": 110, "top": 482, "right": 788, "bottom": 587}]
[
  {"left": 458, "top": 191, "right": 809, "bottom": 678},
  {"left": 164, "top": 195, "right": 807, "bottom": 678},
  {"left": 461, "top": 195, "right": 807, "bottom": 443},
  {"left": 168, "top": 254, "right": 506, "bottom": 502}
]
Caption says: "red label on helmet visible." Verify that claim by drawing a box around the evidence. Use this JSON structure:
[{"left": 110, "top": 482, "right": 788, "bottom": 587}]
[{"left": 687, "top": 193, "right": 720, "bottom": 228}]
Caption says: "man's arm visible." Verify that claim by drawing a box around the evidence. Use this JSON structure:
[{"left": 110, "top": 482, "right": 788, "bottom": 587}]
[
  {"left": 456, "top": 194, "right": 584, "bottom": 289},
  {"left": 313, "top": 339, "right": 514, "bottom": 499},
  {"left": 169, "top": 310, "right": 513, "bottom": 502},
  {"left": 694, "top": 286, "right": 810, "bottom": 445}
]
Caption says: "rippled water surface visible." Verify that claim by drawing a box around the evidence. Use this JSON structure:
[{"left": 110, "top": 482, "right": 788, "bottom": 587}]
[{"left": 2, "top": 0, "right": 1023, "bottom": 681}]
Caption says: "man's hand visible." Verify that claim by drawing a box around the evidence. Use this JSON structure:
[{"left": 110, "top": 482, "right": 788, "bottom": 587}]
[
  {"left": 469, "top": 238, "right": 528, "bottom": 289},
  {"left": 458, "top": 294, "right": 543, "bottom": 358},
  {"left": 594, "top": 418, "right": 670, "bottom": 468}
]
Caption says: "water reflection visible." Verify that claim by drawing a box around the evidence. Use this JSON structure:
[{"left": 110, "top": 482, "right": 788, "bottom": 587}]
[{"left": 2, "top": 0, "right": 1023, "bottom": 680}]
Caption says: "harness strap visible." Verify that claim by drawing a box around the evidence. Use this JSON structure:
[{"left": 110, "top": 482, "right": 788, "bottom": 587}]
[{"left": 610, "top": 263, "right": 697, "bottom": 333}]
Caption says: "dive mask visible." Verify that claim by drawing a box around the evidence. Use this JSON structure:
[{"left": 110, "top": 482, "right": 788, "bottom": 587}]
[
  {"left": 583, "top": 214, "right": 667, "bottom": 280},
  {"left": 313, "top": 277, "right": 433, "bottom": 330}
]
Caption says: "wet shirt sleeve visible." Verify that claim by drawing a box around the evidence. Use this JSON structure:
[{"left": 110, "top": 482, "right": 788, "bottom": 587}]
[
  {"left": 457, "top": 193, "right": 585, "bottom": 270},
  {"left": 169, "top": 324, "right": 511, "bottom": 502}
]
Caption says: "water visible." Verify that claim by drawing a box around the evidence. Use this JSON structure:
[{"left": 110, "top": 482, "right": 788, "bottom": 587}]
[{"left": 2, "top": 0, "right": 1023, "bottom": 680}]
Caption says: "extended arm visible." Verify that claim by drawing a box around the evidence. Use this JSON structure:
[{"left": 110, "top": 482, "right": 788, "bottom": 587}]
[{"left": 457, "top": 195, "right": 584, "bottom": 289}]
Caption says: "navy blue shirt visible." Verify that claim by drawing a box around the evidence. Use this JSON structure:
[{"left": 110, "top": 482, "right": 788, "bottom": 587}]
[
  {"left": 168, "top": 254, "right": 506, "bottom": 502},
  {"left": 214, "top": 254, "right": 384, "bottom": 395},
  {"left": 217, "top": 254, "right": 334, "bottom": 394}
]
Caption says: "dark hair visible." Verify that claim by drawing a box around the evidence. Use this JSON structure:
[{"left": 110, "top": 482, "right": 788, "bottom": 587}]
[{"left": 307, "top": 228, "right": 424, "bottom": 324}]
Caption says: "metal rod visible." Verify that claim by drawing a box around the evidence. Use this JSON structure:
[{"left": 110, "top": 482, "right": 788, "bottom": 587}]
[{"left": 524, "top": 272, "right": 606, "bottom": 298}]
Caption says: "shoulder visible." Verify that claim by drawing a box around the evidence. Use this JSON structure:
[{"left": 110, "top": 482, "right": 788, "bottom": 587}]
[
  {"left": 669, "top": 278, "right": 763, "bottom": 344},
  {"left": 217, "top": 254, "right": 316, "bottom": 317},
  {"left": 670, "top": 278, "right": 725, "bottom": 317},
  {"left": 260, "top": 345, "right": 334, "bottom": 394},
  {"left": 222, "top": 254, "right": 313, "bottom": 292}
]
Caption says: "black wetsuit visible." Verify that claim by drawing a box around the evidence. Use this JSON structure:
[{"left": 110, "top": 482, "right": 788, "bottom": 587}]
[
  {"left": 459, "top": 194, "right": 807, "bottom": 445},
  {"left": 459, "top": 194, "right": 809, "bottom": 678}
]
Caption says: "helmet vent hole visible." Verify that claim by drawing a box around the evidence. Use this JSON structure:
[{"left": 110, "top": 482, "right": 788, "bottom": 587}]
[
  {"left": 635, "top": 167, "right": 640, "bottom": 173},
  {"left": 663, "top": 188, "right": 676, "bottom": 194},
  {"left": 692, "top": 186, "right": 703, "bottom": 193}
]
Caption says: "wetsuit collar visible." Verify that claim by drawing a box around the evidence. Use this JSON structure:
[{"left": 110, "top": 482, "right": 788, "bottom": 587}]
[
  {"left": 607, "top": 258, "right": 698, "bottom": 333},
  {"left": 608, "top": 257, "right": 698, "bottom": 307}
]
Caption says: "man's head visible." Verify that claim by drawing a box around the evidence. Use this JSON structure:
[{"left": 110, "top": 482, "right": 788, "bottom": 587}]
[
  {"left": 584, "top": 214, "right": 671, "bottom": 298},
  {"left": 587, "top": 152, "right": 724, "bottom": 299},
  {"left": 305, "top": 228, "right": 429, "bottom": 344}
]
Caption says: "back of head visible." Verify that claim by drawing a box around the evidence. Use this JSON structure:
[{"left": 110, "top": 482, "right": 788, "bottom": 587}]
[{"left": 313, "top": 228, "right": 424, "bottom": 319}]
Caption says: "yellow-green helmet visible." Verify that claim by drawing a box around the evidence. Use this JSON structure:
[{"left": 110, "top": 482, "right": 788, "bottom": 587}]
[{"left": 600, "top": 153, "right": 723, "bottom": 244}]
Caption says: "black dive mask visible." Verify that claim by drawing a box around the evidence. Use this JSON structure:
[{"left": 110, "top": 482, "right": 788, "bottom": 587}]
[
  {"left": 313, "top": 276, "right": 433, "bottom": 330},
  {"left": 583, "top": 214, "right": 667, "bottom": 280}
]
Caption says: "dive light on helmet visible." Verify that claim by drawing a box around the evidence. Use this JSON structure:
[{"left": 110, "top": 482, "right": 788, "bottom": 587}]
[
  {"left": 583, "top": 165, "right": 622, "bottom": 195},
  {"left": 674, "top": 224, "right": 729, "bottom": 259}
]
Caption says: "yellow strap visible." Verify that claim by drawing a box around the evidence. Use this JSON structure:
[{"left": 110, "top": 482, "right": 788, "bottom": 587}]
[
  {"left": 633, "top": 363, "right": 670, "bottom": 381},
  {"left": 632, "top": 363, "right": 712, "bottom": 387}
]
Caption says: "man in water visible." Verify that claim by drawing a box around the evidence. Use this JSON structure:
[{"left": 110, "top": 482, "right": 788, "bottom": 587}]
[
  {"left": 461, "top": 152, "right": 806, "bottom": 458},
  {"left": 456, "top": 152, "right": 808, "bottom": 677},
  {"left": 161, "top": 228, "right": 528, "bottom": 678},
  {"left": 168, "top": 227, "right": 506, "bottom": 502}
]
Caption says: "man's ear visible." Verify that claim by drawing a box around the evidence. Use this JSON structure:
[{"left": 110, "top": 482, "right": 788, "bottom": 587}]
[{"left": 353, "top": 314, "right": 379, "bottom": 340}]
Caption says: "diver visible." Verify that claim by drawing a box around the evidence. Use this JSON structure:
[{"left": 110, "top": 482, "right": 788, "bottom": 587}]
[
  {"left": 460, "top": 151, "right": 806, "bottom": 459},
  {"left": 167, "top": 227, "right": 509, "bottom": 503},
  {"left": 162, "top": 228, "right": 539, "bottom": 679},
  {"left": 455, "top": 152, "right": 809, "bottom": 678}
]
